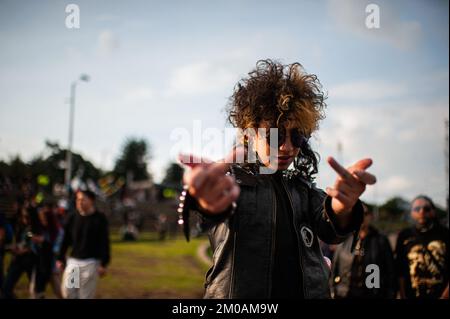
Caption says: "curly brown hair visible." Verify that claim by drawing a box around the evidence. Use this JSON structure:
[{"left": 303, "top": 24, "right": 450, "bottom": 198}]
[{"left": 227, "top": 59, "right": 327, "bottom": 180}]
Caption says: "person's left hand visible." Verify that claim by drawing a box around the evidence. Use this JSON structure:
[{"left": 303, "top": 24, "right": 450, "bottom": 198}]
[
  {"left": 31, "top": 235, "right": 44, "bottom": 244},
  {"left": 326, "top": 157, "right": 377, "bottom": 215},
  {"left": 98, "top": 266, "right": 107, "bottom": 277},
  {"left": 55, "top": 260, "right": 65, "bottom": 272}
]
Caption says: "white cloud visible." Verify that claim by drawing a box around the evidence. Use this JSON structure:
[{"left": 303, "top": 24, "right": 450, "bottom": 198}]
[
  {"left": 384, "top": 175, "right": 412, "bottom": 194},
  {"left": 314, "top": 96, "right": 449, "bottom": 207},
  {"left": 0, "top": 134, "right": 49, "bottom": 163},
  {"left": 123, "top": 87, "right": 155, "bottom": 104},
  {"left": 96, "top": 30, "right": 119, "bottom": 56},
  {"left": 65, "top": 47, "right": 82, "bottom": 61},
  {"left": 329, "top": 80, "right": 408, "bottom": 101},
  {"left": 96, "top": 14, "right": 120, "bottom": 22},
  {"left": 328, "top": 0, "right": 422, "bottom": 50},
  {"left": 166, "top": 61, "right": 237, "bottom": 96}
]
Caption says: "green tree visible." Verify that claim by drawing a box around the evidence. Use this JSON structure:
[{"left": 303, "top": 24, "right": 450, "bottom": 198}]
[
  {"left": 379, "top": 196, "right": 410, "bottom": 220},
  {"left": 29, "top": 141, "right": 101, "bottom": 187},
  {"left": 161, "top": 162, "right": 184, "bottom": 189},
  {"left": 0, "top": 141, "right": 102, "bottom": 198},
  {"left": 6, "top": 156, "right": 32, "bottom": 182},
  {"left": 114, "top": 138, "right": 152, "bottom": 181}
]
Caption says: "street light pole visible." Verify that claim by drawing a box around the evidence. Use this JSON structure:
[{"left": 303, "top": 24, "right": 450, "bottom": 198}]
[{"left": 64, "top": 74, "right": 90, "bottom": 197}]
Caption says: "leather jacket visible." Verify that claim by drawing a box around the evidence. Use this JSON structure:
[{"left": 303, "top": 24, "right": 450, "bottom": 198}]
[
  {"left": 180, "top": 165, "right": 364, "bottom": 299},
  {"left": 331, "top": 226, "right": 397, "bottom": 298}
]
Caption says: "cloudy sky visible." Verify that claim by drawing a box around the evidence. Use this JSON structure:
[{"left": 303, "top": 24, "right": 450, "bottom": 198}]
[{"left": 0, "top": 0, "right": 448, "bottom": 207}]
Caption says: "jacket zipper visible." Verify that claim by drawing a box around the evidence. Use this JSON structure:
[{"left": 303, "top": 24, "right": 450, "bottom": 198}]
[
  {"left": 228, "top": 229, "right": 237, "bottom": 298},
  {"left": 280, "top": 176, "right": 307, "bottom": 298}
]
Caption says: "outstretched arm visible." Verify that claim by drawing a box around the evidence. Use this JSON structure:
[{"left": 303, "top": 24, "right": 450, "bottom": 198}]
[
  {"left": 325, "top": 156, "right": 376, "bottom": 229},
  {"left": 180, "top": 148, "right": 242, "bottom": 215}
]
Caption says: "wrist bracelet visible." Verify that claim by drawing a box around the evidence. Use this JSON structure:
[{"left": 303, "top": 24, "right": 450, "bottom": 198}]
[
  {"left": 177, "top": 184, "right": 237, "bottom": 226},
  {"left": 177, "top": 184, "right": 189, "bottom": 225}
]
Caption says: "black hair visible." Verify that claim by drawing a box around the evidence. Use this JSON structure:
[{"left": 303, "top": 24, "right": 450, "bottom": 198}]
[
  {"left": 41, "top": 198, "right": 56, "bottom": 208},
  {"left": 79, "top": 190, "right": 96, "bottom": 202},
  {"left": 411, "top": 195, "right": 435, "bottom": 210}
]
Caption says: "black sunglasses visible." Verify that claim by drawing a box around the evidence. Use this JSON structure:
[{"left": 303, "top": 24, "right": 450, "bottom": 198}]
[
  {"left": 412, "top": 205, "right": 432, "bottom": 213},
  {"left": 265, "top": 128, "right": 308, "bottom": 149}
]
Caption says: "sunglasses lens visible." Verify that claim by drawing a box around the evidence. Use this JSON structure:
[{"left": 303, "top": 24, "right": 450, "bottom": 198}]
[
  {"left": 278, "top": 128, "right": 286, "bottom": 148},
  {"left": 266, "top": 128, "right": 307, "bottom": 148},
  {"left": 291, "top": 130, "right": 306, "bottom": 148},
  {"left": 265, "top": 128, "right": 285, "bottom": 148},
  {"left": 413, "top": 205, "right": 432, "bottom": 212}
]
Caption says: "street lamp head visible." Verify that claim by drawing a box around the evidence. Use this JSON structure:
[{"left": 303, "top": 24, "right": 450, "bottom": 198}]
[{"left": 79, "top": 74, "right": 90, "bottom": 82}]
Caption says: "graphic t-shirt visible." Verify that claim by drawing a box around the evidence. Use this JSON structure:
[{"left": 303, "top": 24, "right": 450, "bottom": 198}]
[{"left": 395, "top": 223, "right": 449, "bottom": 299}]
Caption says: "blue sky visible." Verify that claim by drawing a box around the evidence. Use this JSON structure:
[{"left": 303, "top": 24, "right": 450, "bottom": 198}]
[{"left": 0, "top": 0, "right": 448, "bottom": 206}]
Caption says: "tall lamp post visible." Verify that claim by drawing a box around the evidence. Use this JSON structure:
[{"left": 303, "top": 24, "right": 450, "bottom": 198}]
[{"left": 65, "top": 74, "right": 90, "bottom": 197}]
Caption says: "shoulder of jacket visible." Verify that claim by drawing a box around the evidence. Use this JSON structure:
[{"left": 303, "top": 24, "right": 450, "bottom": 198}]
[
  {"left": 95, "top": 211, "right": 108, "bottom": 221},
  {"left": 288, "top": 171, "right": 315, "bottom": 189},
  {"left": 230, "top": 164, "right": 258, "bottom": 186},
  {"left": 397, "top": 228, "right": 410, "bottom": 238}
]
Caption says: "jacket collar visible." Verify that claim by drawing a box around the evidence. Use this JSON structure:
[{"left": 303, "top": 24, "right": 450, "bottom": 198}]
[{"left": 231, "top": 164, "right": 314, "bottom": 189}]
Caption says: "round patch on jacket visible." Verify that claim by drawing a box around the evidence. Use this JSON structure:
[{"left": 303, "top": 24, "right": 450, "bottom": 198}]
[{"left": 300, "top": 225, "right": 314, "bottom": 248}]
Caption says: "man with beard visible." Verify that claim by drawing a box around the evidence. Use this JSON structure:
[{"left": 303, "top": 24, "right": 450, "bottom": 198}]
[{"left": 395, "top": 195, "right": 449, "bottom": 299}]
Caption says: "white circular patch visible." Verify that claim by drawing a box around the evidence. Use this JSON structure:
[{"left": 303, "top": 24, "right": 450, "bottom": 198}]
[{"left": 300, "top": 226, "right": 314, "bottom": 248}]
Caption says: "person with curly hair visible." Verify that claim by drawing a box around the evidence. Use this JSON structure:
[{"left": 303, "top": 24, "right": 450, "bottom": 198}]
[{"left": 178, "top": 59, "right": 377, "bottom": 298}]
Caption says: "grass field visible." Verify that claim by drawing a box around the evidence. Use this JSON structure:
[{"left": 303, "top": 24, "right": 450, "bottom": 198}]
[{"left": 5, "top": 232, "right": 211, "bottom": 299}]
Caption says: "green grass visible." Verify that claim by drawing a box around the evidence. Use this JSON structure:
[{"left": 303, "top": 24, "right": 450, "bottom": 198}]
[{"left": 4, "top": 233, "right": 210, "bottom": 299}]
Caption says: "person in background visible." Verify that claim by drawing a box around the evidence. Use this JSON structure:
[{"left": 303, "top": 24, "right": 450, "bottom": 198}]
[
  {"left": 0, "top": 210, "right": 6, "bottom": 297},
  {"left": 56, "top": 190, "right": 110, "bottom": 299},
  {"left": 32, "top": 200, "right": 60, "bottom": 298},
  {"left": 2, "top": 208, "right": 38, "bottom": 298},
  {"left": 331, "top": 203, "right": 396, "bottom": 298},
  {"left": 395, "top": 195, "right": 449, "bottom": 299},
  {"left": 157, "top": 214, "right": 168, "bottom": 241},
  {"left": 49, "top": 203, "right": 66, "bottom": 298}
]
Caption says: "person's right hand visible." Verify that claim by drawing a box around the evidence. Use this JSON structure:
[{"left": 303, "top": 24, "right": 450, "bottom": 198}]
[
  {"left": 31, "top": 235, "right": 44, "bottom": 244},
  {"left": 9, "top": 245, "right": 18, "bottom": 255},
  {"left": 98, "top": 266, "right": 107, "bottom": 277},
  {"left": 179, "top": 148, "right": 242, "bottom": 214},
  {"left": 13, "top": 245, "right": 29, "bottom": 255},
  {"left": 55, "top": 260, "right": 65, "bottom": 272}
]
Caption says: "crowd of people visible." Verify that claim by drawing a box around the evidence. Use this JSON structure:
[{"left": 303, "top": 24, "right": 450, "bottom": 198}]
[
  {"left": 0, "top": 196, "right": 64, "bottom": 298},
  {"left": 177, "top": 60, "right": 449, "bottom": 300},
  {"left": 0, "top": 187, "right": 448, "bottom": 299},
  {"left": 1, "top": 59, "right": 448, "bottom": 300},
  {"left": 0, "top": 189, "right": 110, "bottom": 299},
  {"left": 330, "top": 196, "right": 449, "bottom": 299}
]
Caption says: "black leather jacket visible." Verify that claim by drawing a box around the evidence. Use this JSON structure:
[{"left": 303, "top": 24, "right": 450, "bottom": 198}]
[
  {"left": 331, "top": 226, "right": 397, "bottom": 298},
  {"left": 181, "top": 165, "right": 363, "bottom": 299}
]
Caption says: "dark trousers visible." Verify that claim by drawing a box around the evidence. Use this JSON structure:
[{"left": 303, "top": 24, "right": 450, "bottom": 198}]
[
  {"left": 34, "top": 245, "right": 54, "bottom": 295},
  {"left": 0, "top": 249, "right": 4, "bottom": 295},
  {"left": 2, "top": 252, "right": 36, "bottom": 299}
]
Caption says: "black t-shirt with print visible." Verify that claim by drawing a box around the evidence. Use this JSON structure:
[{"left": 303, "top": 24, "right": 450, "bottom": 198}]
[{"left": 395, "top": 222, "right": 449, "bottom": 299}]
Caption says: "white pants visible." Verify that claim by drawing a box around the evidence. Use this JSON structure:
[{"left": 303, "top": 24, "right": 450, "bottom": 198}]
[{"left": 61, "top": 258, "right": 99, "bottom": 299}]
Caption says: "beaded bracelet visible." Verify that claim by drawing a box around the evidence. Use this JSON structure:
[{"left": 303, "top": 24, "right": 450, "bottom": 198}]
[{"left": 177, "top": 184, "right": 237, "bottom": 226}]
